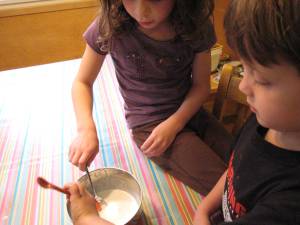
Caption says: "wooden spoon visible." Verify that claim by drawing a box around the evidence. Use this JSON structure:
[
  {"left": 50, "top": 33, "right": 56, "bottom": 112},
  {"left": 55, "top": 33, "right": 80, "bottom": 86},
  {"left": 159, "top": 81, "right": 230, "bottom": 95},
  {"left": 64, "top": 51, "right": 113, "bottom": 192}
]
[
  {"left": 37, "top": 176, "right": 70, "bottom": 195},
  {"left": 37, "top": 176, "right": 101, "bottom": 211}
]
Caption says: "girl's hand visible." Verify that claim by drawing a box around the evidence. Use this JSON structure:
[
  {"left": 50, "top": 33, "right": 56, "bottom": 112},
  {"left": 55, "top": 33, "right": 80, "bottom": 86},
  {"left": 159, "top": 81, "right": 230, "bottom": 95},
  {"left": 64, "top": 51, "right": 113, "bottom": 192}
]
[
  {"left": 66, "top": 183, "right": 100, "bottom": 224},
  {"left": 69, "top": 128, "right": 99, "bottom": 171},
  {"left": 141, "top": 118, "right": 179, "bottom": 157}
]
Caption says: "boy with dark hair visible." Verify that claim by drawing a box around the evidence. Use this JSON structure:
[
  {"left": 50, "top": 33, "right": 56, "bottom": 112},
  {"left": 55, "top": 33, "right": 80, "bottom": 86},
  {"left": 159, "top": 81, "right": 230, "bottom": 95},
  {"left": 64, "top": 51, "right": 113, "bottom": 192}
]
[{"left": 194, "top": 0, "right": 300, "bottom": 224}]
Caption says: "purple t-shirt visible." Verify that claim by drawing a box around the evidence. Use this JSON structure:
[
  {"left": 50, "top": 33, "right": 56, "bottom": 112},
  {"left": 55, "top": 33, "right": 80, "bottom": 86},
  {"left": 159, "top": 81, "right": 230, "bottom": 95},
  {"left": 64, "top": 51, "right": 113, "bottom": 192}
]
[{"left": 84, "top": 18, "right": 216, "bottom": 129}]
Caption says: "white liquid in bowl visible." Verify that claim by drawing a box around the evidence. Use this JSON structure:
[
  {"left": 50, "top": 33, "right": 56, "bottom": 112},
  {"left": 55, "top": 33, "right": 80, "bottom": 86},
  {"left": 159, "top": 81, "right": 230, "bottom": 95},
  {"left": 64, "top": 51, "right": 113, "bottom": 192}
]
[{"left": 98, "top": 189, "right": 139, "bottom": 225}]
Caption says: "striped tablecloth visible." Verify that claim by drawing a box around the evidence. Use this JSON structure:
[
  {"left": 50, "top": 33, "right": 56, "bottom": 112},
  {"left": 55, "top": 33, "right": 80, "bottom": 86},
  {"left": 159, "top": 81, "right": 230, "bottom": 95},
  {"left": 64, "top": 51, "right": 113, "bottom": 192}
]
[{"left": 0, "top": 57, "right": 202, "bottom": 225}]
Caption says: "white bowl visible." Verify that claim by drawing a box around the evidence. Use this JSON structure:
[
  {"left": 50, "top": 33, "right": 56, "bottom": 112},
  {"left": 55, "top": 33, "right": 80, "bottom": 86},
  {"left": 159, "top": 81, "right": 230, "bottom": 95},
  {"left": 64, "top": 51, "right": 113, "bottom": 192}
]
[{"left": 67, "top": 168, "right": 142, "bottom": 225}]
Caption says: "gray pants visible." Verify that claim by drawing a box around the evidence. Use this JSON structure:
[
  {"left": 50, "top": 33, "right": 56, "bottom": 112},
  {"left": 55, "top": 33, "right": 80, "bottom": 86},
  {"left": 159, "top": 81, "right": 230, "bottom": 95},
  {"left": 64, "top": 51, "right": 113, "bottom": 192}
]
[{"left": 131, "top": 108, "right": 233, "bottom": 195}]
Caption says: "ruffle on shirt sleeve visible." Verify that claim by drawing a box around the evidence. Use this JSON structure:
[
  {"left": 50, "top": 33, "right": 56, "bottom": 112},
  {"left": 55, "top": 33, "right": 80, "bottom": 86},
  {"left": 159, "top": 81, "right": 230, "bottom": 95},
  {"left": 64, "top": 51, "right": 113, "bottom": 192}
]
[
  {"left": 190, "top": 20, "right": 217, "bottom": 53},
  {"left": 83, "top": 17, "right": 108, "bottom": 55}
]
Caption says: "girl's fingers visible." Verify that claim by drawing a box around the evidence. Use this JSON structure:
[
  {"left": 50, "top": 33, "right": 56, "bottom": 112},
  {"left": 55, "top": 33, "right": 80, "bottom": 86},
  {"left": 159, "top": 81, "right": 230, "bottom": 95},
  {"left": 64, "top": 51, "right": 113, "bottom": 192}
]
[
  {"left": 78, "top": 152, "right": 90, "bottom": 171},
  {"left": 71, "top": 150, "right": 81, "bottom": 166},
  {"left": 141, "top": 136, "right": 154, "bottom": 151},
  {"left": 68, "top": 145, "right": 75, "bottom": 161},
  {"left": 143, "top": 145, "right": 155, "bottom": 155},
  {"left": 87, "top": 152, "right": 97, "bottom": 167},
  {"left": 144, "top": 141, "right": 167, "bottom": 157},
  {"left": 143, "top": 139, "right": 161, "bottom": 154}
]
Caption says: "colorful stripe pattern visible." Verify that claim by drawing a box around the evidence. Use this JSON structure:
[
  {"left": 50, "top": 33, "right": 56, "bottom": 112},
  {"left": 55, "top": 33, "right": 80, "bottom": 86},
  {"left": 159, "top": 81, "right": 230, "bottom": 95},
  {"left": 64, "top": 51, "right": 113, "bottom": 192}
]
[{"left": 0, "top": 57, "right": 203, "bottom": 225}]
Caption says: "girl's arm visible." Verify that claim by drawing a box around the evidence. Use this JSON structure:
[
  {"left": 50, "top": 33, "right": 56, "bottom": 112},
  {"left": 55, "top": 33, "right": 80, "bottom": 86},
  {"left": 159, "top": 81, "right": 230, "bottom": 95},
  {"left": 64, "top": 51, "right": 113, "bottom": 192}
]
[
  {"left": 193, "top": 170, "right": 227, "bottom": 225},
  {"left": 69, "top": 44, "right": 106, "bottom": 171},
  {"left": 141, "top": 51, "right": 211, "bottom": 156},
  {"left": 171, "top": 50, "right": 211, "bottom": 129}
]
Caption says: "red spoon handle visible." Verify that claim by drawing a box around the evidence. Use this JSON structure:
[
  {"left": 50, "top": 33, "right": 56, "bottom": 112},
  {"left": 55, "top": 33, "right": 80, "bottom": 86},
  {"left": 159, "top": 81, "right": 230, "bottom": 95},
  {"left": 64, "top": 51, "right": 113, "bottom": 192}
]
[{"left": 51, "top": 185, "right": 70, "bottom": 195}]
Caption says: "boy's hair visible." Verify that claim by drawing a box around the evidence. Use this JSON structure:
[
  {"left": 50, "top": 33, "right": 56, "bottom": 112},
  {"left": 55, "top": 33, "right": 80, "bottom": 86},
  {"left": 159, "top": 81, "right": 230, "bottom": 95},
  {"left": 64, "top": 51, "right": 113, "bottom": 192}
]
[
  {"left": 224, "top": 0, "right": 300, "bottom": 72},
  {"left": 97, "top": 0, "right": 214, "bottom": 42}
]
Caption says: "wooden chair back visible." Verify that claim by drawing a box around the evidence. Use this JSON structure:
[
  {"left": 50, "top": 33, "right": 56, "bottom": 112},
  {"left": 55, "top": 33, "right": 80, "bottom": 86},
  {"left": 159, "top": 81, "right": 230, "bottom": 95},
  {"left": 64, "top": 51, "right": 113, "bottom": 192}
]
[{"left": 212, "top": 63, "right": 250, "bottom": 135}]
